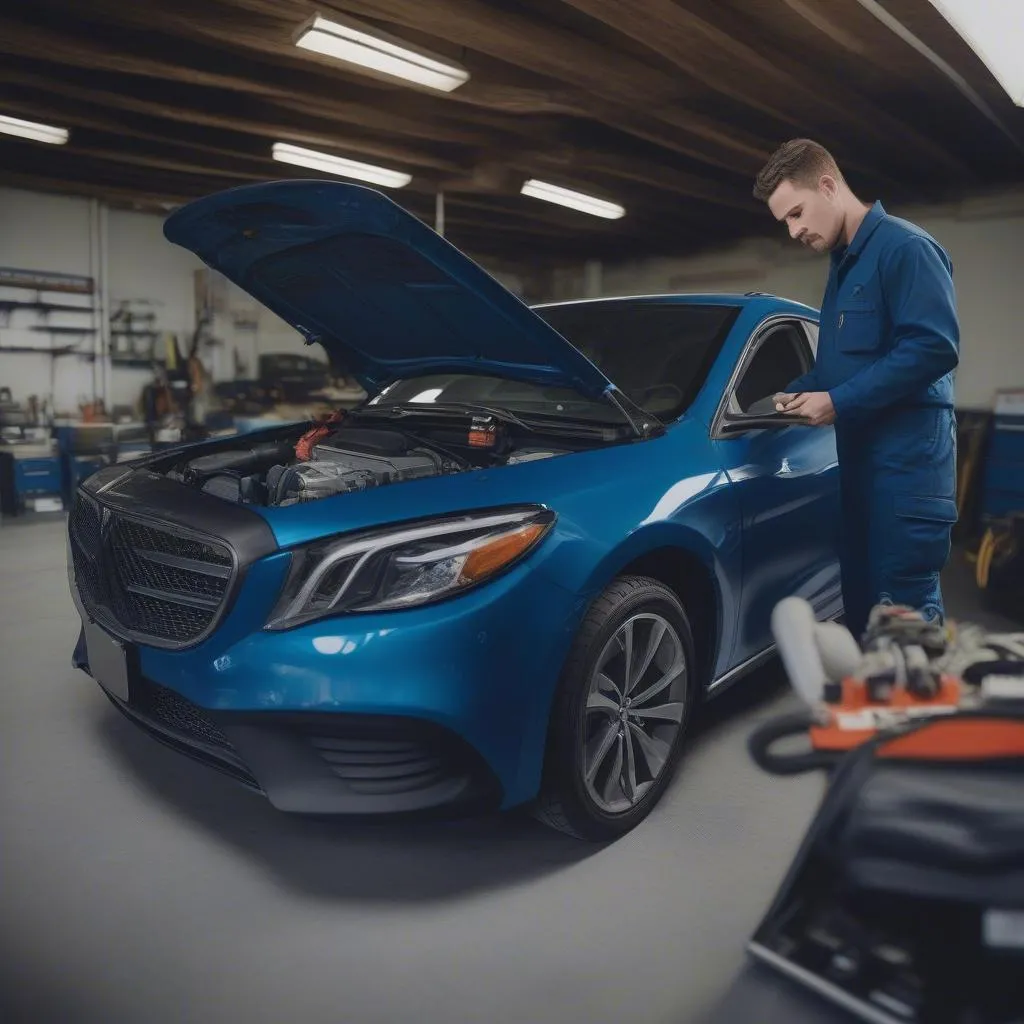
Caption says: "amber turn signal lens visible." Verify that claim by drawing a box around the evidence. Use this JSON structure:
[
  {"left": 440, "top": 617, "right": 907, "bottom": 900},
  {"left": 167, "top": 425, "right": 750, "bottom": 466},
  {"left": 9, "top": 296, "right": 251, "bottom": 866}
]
[{"left": 459, "top": 523, "right": 547, "bottom": 583}]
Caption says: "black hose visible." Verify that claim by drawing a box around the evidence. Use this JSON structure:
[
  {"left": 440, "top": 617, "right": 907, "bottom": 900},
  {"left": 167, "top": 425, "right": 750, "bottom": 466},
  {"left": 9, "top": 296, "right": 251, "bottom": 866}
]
[{"left": 747, "top": 710, "right": 843, "bottom": 776}]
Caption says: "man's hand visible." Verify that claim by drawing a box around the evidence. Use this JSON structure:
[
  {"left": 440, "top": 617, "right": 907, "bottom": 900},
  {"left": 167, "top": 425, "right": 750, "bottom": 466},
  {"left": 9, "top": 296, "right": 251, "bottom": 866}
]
[{"left": 774, "top": 391, "right": 836, "bottom": 426}]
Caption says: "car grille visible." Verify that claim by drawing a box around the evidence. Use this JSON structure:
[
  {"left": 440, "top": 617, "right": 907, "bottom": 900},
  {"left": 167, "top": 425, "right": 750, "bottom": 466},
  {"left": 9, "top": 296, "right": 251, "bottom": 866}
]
[
  {"left": 104, "top": 678, "right": 259, "bottom": 791},
  {"left": 132, "top": 677, "right": 234, "bottom": 751},
  {"left": 69, "top": 491, "right": 234, "bottom": 647}
]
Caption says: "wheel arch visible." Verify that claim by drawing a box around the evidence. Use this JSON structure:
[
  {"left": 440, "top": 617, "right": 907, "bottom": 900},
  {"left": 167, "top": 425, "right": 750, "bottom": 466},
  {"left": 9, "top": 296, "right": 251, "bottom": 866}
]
[
  {"left": 612, "top": 547, "right": 720, "bottom": 691},
  {"left": 530, "top": 528, "right": 735, "bottom": 836},
  {"left": 568, "top": 522, "right": 735, "bottom": 693}
]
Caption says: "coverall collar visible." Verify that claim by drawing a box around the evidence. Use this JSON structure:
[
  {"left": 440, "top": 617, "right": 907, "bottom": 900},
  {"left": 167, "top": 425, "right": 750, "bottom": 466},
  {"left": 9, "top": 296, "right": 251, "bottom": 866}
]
[{"left": 832, "top": 200, "right": 886, "bottom": 267}]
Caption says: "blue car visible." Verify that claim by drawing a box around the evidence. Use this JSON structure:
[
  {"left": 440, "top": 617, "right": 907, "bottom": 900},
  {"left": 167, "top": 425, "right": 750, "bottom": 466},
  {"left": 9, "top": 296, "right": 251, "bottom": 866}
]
[{"left": 68, "top": 181, "right": 841, "bottom": 840}]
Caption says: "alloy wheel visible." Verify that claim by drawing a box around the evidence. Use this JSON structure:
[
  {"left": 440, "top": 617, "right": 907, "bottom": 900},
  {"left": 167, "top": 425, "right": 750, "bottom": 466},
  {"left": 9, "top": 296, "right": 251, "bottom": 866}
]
[{"left": 581, "top": 612, "right": 688, "bottom": 814}]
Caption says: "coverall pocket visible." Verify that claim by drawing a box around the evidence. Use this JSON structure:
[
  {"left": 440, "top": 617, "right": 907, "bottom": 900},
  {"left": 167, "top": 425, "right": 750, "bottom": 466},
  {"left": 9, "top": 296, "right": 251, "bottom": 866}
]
[
  {"left": 891, "top": 494, "right": 958, "bottom": 577},
  {"left": 836, "top": 303, "right": 881, "bottom": 354}
]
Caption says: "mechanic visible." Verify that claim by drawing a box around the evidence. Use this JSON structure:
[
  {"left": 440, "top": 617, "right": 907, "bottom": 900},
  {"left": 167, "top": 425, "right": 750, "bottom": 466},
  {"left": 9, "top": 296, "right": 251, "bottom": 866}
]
[{"left": 752, "top": 138, "right": 960, "bottom": 640}]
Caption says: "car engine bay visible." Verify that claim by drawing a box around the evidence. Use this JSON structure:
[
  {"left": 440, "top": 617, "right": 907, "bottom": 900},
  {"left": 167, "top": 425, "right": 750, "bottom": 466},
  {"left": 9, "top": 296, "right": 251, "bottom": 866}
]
[{"left": 160, "top": 416, "right": 571, "bottom": 507}]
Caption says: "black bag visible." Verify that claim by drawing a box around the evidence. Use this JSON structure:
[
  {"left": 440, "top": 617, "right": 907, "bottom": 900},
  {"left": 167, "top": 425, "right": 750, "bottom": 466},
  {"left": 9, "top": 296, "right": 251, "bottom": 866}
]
[{"left": 748, "top": 712, "right": 1024, "bottom": 1024}]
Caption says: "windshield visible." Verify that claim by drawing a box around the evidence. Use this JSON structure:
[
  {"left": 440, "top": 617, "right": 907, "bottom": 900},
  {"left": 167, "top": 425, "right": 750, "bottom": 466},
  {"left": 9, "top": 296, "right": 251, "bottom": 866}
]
[
  {"left": 366, "top": 299, "right": 738, "bottom": 421},
  {"left": 366, "top": 375, "right": 622, "bottom": 422}
]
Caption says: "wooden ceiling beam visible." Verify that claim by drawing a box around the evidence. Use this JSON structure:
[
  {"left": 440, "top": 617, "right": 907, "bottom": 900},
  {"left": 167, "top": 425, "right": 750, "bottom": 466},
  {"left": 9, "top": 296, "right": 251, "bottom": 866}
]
[
  {"left": 0, "top": 74, "right": 754, "bottom": 213},
  {"left": 226, "top": 0, "right": 781, "bottom": 170},
  {"left": 0, "top": 149, "right": 245, "bottom": 208},
  {"left": 447, "top": 196, "right": 724, "bottom": 246},
  {"left": 0, "top": 4, "right": 776, "bottom": 186},
  {"left": 0, "top": 96, "right": 299, "bottom": 178},
  {"left": 509, "top": 148, "right": 758, "bottom": 212},
  {"left": 0, "top": 136, "right": 464, "bottom": 202},
  {"left": 0, "top": 169, "right": 192, "bottom": 211},
  {"left": 0, "top": 16, "right": 301, "bottom": 101},
  {"left": 313, "top": 0, "right": 913, "bottom": 180},
  {"left": 0, "top": 135, "right": 682, "bottom": 243},
  {"left": 558, "top": 0, "right": 976, "bottom": 181},
  {"left": 0, "top": 68, "right": 490, "bottom": 170},
  {"left": 215, "top": 0, "right": 687, "bottom": 105},
  {"left": 9, "top": 1, "right": 514, "bottom": 144},
  {"left": 0, "top": 78, "right": 465, "bottom": 176},
  {"left": 3, "top": 0, "right": 1017, "bottom": 264},
  {"left": 7, "top": 1, "right": 777, "bottom": 176},
  {"left": 0, "top": 40, "right": 487, "bottom": 152}
]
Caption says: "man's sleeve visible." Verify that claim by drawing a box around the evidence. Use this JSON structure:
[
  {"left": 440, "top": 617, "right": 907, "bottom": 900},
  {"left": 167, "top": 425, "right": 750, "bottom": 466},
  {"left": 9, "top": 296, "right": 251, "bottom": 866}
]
[{"left": 828, "top": 236, "right": 959, "bottom": 419}]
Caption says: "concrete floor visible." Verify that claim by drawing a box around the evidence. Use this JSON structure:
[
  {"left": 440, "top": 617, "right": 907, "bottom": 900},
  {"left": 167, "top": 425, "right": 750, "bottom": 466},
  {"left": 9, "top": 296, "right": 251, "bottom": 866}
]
[{"left": 0, "top": 515, "right": 1014, "bottom": 1024}]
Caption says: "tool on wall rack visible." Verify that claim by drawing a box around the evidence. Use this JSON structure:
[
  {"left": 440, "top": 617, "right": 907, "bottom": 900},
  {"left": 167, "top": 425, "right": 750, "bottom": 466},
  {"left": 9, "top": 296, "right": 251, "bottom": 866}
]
[
  {"left": 109, "top": 299, "right": 165, "bottom": 368},
  {"left": 0, "top": 272, "right": 99, "bottom": 415}
]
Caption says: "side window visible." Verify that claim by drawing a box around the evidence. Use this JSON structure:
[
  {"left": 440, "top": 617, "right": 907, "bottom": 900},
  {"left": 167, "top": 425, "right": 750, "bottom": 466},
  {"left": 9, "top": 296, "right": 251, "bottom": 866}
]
[{"left": 731, "top": 322, "right": 812, "bottom": 416}]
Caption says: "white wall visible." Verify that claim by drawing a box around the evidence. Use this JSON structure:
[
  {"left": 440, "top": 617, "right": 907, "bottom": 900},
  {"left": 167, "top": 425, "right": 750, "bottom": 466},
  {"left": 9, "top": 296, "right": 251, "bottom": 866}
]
[
  {"left": 0, "top": 189, "right": 98, "bottom": 415},
  {"left": 548, "top": 188, "right": 1024, "bottom": 410},
  {"left": 0, "top": 184, "right": 530, "bottom": 414},
  {"left": 0, "top": 187, "right": 322, "bottom": 415},
  {"left": 106, "top": 206, "right": 205, "bottom": 408}
]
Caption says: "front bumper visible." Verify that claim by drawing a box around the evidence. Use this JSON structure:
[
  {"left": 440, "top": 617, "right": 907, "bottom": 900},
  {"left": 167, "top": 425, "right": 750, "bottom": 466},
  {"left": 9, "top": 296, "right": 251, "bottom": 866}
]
[
  {"left": 77, "top": 641, "right": 502, "bottom": 817},
  {"left": 71, "top": 536, "right": 585, "bottom": 814}
]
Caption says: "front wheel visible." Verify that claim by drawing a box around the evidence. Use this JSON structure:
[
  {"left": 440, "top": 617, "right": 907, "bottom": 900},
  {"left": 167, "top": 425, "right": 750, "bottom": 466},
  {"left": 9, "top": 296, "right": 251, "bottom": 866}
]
[{"left": 533, "top": 576, "right": 696, "bottom": 840}]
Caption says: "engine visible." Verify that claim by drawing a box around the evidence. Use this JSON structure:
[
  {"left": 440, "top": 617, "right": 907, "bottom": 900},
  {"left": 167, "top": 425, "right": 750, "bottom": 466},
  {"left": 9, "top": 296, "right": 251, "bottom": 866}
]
[
  {"left": 174, "top": 428, "right": 463, "bottom": 506},
  {"left": 171, "top": 425, "right": 567, "bottom": 507},
  {"left": 267, "top": 428, "right": 456, "bottom": 506}
]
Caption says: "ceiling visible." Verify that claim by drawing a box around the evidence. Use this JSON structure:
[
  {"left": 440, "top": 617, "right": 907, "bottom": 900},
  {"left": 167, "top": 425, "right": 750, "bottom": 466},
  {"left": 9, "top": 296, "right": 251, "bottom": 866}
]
[{"left": 1, "top": 0, "right": 1023, "bottom": 266}]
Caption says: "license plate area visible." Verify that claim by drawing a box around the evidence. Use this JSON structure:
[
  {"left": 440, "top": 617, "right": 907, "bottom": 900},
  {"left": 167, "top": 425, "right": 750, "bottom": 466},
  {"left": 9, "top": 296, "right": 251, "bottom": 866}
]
[{"left": 84, "top": 621, "right": 131, "bottom": 702}]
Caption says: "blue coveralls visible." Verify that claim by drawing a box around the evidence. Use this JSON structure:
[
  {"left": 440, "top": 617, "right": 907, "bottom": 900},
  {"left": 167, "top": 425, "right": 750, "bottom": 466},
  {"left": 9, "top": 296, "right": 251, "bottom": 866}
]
[{"left": 787, "top": 202, "right": 960, "bottom": 639}]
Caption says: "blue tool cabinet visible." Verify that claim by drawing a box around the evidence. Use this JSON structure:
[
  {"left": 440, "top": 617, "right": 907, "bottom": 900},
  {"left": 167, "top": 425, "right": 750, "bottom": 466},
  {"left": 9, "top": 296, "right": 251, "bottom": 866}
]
[{"left": 980, "top": 397, "right": 1024, "bottom": 519}]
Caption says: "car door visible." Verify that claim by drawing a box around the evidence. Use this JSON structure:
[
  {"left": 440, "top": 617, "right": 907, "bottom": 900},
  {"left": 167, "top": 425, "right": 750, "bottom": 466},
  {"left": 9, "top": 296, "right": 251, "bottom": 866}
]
[{"left": 710, "top": 315, "right": 842, "bottom": 666}]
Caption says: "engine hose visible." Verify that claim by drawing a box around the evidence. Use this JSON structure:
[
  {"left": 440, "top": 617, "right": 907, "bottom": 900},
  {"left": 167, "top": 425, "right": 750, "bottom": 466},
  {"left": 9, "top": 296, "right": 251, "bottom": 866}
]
[{"left": 747, "top": 710, "right": 843, "bottom": 776}]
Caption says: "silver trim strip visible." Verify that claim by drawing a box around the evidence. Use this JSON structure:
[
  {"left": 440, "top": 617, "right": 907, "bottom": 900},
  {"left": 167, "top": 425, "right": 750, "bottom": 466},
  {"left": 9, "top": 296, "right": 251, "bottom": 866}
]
[
  {"left": 708, "top": 608, "right": 842, "bottom": 694},
  {"left": 529, "top": 293, "right": 817, "bottom": 312},
  {"left": 708, "top": 643, "right": 777, "bottom": 694}
]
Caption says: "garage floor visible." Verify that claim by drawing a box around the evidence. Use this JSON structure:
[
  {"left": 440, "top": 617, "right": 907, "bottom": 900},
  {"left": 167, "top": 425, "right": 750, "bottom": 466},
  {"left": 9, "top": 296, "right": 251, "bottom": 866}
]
[{"left": 1, "top": 515, "right": 1015, "bottom": 1024}]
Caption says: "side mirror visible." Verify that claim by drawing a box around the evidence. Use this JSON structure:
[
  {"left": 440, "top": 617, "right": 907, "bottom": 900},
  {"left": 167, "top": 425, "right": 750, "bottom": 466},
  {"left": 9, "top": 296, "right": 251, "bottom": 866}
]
[{"left": 718, "top": 411, "right": 810, "bottom": 436}]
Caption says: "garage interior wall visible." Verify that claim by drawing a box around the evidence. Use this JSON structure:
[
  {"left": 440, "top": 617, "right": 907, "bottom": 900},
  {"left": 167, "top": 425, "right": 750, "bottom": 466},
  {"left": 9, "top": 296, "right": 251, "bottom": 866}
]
[
  {"left": 0, "top": 186, "right": 530, "bottom": 415},
  {"left": 2, "top": 185, "right": 1021, "bottom": 414},
  {"left": 548, "top": 188, "right": 1024, "bottom": 412},
  {"left": 0, "top": 186, "right": 323, "bottom": 415}
]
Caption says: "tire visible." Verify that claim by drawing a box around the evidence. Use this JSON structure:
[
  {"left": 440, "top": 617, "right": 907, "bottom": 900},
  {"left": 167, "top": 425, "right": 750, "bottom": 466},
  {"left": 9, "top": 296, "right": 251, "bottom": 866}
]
[{"left": 533, "top": 575, "right": 697, "bottom": 840}]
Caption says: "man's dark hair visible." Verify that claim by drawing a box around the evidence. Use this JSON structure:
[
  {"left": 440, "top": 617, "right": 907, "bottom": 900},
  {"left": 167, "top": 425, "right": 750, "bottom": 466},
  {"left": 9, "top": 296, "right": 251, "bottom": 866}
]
[{"left": 753, "top": 139, "right": 844, "bottom": 202}]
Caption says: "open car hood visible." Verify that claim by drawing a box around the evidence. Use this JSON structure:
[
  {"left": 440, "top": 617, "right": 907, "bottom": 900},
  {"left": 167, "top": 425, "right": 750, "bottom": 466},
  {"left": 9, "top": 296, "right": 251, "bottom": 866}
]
[{"left": 163, "top": 180, "right": 618, "bottom": 402}]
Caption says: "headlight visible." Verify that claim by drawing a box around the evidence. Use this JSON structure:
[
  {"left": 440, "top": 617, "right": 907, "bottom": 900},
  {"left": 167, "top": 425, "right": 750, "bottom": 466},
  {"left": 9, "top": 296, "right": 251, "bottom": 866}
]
[{"left": 265, "top": 506, "right": 555, "bottom": 630}]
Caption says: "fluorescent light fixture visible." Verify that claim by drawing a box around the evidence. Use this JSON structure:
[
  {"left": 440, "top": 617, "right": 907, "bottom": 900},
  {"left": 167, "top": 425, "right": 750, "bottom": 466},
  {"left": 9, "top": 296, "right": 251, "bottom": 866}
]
[
  {"left": 927, "top": 0, "right": 1024, "bottom": 106},
  {"left": 295, "top": 13, "right": 469, "bottom": 92},
  {"left": 520, "top": 179, "right": 625, "bottom": 220},
  {"left": 0, "top": 114, "right": 68, "bottom": 145},
  {"left": 271, "top": 142, "right": 411, "bottom": 188}
]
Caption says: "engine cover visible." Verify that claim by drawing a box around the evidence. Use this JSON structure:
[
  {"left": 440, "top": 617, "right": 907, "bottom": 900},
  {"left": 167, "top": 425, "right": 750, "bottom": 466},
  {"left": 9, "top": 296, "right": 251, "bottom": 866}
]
[{"left": 268, "top": 427, "right": 448, "bottom": 505}]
